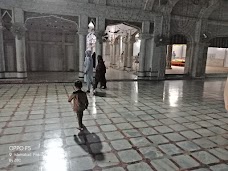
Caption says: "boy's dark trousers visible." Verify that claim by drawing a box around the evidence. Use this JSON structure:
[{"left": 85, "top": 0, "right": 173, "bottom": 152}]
[{"left": 77, "top": 111, "right": 83, "bottom": 128}]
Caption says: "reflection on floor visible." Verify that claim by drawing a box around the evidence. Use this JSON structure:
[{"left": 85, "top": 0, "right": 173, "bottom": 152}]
[
  {"left": 166, "top": 66, "right": 228, "bottom": 75},
  {"left": 25, "top": 68, "right": 137, "bottom": 83},
  {"left": 0, "top": 79, "right": 228, "bottom": 171}
]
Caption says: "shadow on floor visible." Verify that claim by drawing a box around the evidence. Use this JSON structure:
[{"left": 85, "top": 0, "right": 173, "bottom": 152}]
[
  {"left": 93, "top": 91, "right": 117, "bottom": 98},
  {"left": 74, "top": 125, "right": 104, "bottom": 161}
]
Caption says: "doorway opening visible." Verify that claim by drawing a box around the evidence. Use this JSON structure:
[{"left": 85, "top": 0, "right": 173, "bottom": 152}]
[
  {"left": 206, "top": 37, "right": 228, "bottom": 75},
  {"left": 165, "top": 34, "right": 188, "bottom": 76},
  {"left": 102, "top": 23, "right": 140, "bottom": 80}
]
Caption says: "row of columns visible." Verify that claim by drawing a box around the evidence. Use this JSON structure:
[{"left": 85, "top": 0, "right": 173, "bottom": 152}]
[
  {"left": 0, "top": 8, "right": 27, "bottom": 78},
  {"left": 109, "top": 33, "right": 135, "bottom": 71},
  {"left": 0, "top": 9, "right": 210, "bottom": 80}
]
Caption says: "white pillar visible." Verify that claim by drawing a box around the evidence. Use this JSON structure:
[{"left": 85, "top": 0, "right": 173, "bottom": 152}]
[
  {"left": 95, "top": 36, "right": 103, "bottom": 56},
  {"left": 0, "top": 20, "right": 5, "bottom": 78},
  {"left": 191, "top": 42, "right": 209, "bottom": 78},
  {"left": 13, "top": 8, "right": 27, "bottom": 78},
  {"left": 78, "top": 32, "right": 87, "bottom": 78},
  {"left": 184, "top": 43, "right": 194, "bottom": 75},
  {"left": 191, "top": 19, "right": 209, "bottom": 78},
  {"left": 150, "top": 16, "right": 167, "bottom": 79},
  {"left": 95, "top": 17, "right": 105, "bottom": 58},
  {"left": 78, "top": 15, "right": 88, "bottom": 79},
  {"left": 138, "top": 38, "right": 146, "bottom": 77},
  {"left": 116, "top": 38, "right": 121, "bottom": 69},
  {"left": 113, "top": 40, "right": 116, "bottom": 67},
  {"left": 138, "top": 21, "right": 151, "bottom": 77},
  {"left": 127, "top": 35, "right": 135, "bottom": 71},
  {"left": 123, "top": 35, "right": 128, "bottom": 70}
]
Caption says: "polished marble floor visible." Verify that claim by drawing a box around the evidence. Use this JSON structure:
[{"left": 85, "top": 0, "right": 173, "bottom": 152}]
[{"left": 0, "top": 79, "right": 228, "bottom": 171}]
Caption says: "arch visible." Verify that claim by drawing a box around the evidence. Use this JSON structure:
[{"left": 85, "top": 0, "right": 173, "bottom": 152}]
[
  {"left": 105, "top": 19, "right": 141, "bottom": 32},
  {"left": 170, "top": 31, "right": 194, "bottom": 44},
  {"left": 25, "top": 15, "right": 78, "bottom": 31},
  {"left": 169, "top": 0, "right": 182, "bottom": 14},
  {"left": 198, "top": 0, "right": 221, "bottom": 19},
  {"left": 169, "top": 34, "right": 188, "bottom": 44}
]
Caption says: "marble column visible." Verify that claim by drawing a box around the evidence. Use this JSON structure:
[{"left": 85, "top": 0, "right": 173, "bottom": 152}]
[
  {"left": 191, "top": 42, "right": 209, "bottom": 78},
  {"left": 166, "top": 45, "right": 172, "bottom": 69},
  {"left": 123, "top": 35, "right": 128, "bottom": 70},
  {"left": 184, "top": 43, "right": 194, "bottom": 75},
  {"left": 95, "top": 17, "right": 105, "bottom": 58},
  {"left": 190, "top": 19, "right": 209, "bottom": 78},
  {"left": 95, "top": 32, "right": 103, "bottom": 57},
  {"left": 126, "top": 35, "right": 135, "bottom": 71},
  {"left": 113, "top": 40, "right": 116, "bottom": 67},
  {"left": 116, "top": 38, "right": 121, "bottom": 69},
  {"left": 78, "top": 31, "right": 87, "bottom": 79},
  {"left": 109, "top": 42, "right": 113, "bottom": 67},
  {"left": 138, "top": 21, "right": 152, "bottom": 77},
  {"left": 0, "top": 20, "right": 5, "bottom": 78},
  {"left": 138, "top": 35, "right": 147, "bottom": 77},
  {"left": 150, "top": 16, "right": 167, "bottom": 79},
  {"left": 78, "top": 15, "right": 88, "bottom": 79},
  {"left": 13, "top": 8, "right": 27, "bottom": 78}
]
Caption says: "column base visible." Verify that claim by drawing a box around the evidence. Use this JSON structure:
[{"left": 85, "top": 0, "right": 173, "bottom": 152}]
[
  {"left": 1, "top": 72, "right": 27, "bottom": 79},
  {"left": 166, "top": 66, "right": 172, "bottom": 69},
  {"left": 137, "top": 71, "right": 145, "bottom": 77},
  {"left": 17, "top": 72, "right": 27, "bottom": 78},
  {"left": 0, "top": 72, "right": 5, "bottom": 78}
]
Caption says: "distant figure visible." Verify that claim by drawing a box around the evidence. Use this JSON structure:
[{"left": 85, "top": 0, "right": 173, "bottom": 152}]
[
  {"left": 68, "top": 80, "right": 89, "bottom": 131},
  {"left": 172, "top": 51, "right": 176, "bottom": 59},
  {"left": 121, "top": 51, "right": 124, "bottom": 62},
  {"left": 84, "top": 50, "right": 93, "bottom": 93},
  {"left": 92, "top": 52, "right": 96, "bottom": 68},
  {"left": 93, "top": 55, "right": 107, "bottom": 94}
]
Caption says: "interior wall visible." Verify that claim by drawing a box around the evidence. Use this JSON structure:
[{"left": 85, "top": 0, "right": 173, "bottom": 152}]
[
  {"left": 172, "top": 45, "right": 187, "bottom": 59},
  {"left": 207, "top": 47, "right": 228, "bottom": 67},
  {"left": 133, "top": 40, "right": 140, "bottom": 56},
  {"left": 26, "top": 31, "right": 79, "bottom": 72},
  {"left": 3, "top": 30, "right": 16, "bottom": 72}
]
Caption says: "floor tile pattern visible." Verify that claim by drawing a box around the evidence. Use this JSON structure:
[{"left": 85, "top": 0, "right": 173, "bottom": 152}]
[{"left": 0, "top": 79, "right": 227, "bottom": 171}]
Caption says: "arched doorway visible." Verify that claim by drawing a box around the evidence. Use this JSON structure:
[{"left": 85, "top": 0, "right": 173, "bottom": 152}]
[
  {"left": 166, "top": 34, "right": 189, "bottom": 76},
  {"left": 206, "top": 37, "right": 228, "bottom": 74},
  {"left": 25, "top": 15, "right": 78, "bottom": 72},
  {"left": 102, "top": 23, "right": 139, "bottom": 80}
]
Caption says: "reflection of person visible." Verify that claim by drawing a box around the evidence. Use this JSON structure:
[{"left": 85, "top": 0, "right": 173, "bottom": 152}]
[
  {"left": 224, "top": 77, "right": 228, "bottom": 111},
  {"left": 68, "top": 80, "right": 88, "bottom": 131},
  {"left": 84, "top": 50, "right": 93, "bottom": 93},
  {"left": 93, "top": 55, "right": 107, "bottom": 94}
]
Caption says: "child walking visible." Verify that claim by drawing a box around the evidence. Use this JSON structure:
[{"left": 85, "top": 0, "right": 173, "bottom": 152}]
[{"left": 68, "top": 80, "right": 89, "bottom": 131}]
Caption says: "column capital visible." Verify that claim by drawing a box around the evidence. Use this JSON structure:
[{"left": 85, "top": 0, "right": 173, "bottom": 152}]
[
  {"left": 0, "top": 23, "right": 4, "bottom": 31},
  {"left": 11, "top": 22, "right": 27, "bottom": 40},
  {"left": 77, "top": 30, "right": 88, "bottom": 35}
]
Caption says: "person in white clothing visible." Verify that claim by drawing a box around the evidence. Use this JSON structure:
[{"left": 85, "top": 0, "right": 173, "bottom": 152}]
[{"left": 84, "top": 50, "right": 93, "bottom": 93}]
